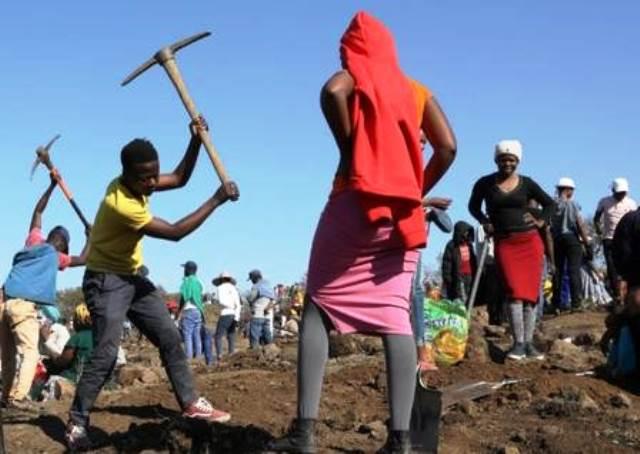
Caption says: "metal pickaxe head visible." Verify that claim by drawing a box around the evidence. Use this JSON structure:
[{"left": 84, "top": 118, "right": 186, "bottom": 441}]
[
  {"left": 30, "top": 134, "right": 60, "bottom": 180},
  {"left": 121, "top": 31, "right": 211, "bottom": 86}
]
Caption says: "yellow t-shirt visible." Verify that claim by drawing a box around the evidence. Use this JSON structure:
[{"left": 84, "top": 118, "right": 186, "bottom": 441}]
[{"left": 87, "top": 178, "right": 153, "bottom": 275}]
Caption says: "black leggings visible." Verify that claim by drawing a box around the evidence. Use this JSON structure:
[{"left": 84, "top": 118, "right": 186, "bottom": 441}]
[{"left": 296, "top": 300, "right": 417, "bottom": 431}]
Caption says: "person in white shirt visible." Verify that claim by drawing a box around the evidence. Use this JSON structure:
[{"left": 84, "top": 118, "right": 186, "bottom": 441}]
[
  {"left": 594, "top": 178, "right": 637, "bottom": 300},
  {"left": 39, "top": 312, "right": 71, "bottom": 359},
  {"left": 212, "top": 272, "right": 241, "bottom": 361}
]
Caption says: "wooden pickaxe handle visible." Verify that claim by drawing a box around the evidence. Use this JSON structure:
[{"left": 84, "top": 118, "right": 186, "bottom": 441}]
[
  {"left": 162, "top": 59, "right": 230, "bottom": 184},
  {"left": 49, "top": 168, "right": 91, "bottom": 230}
]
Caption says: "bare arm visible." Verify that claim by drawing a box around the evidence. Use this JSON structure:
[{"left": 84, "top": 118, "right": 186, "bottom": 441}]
[
  {"left": 140, "top": 181, "right": 239, "bottom": 241},
  {"left": 69, "top": 233, "right": 91, "bottom": 267},
  {"left": 155, "top": 117, "right": 207, "bottom": 191},
  {"left": 52, "top": 347, "right": 75, "bottom": 370},
  {"left": 320, "top": 70, "right": 355, "bottom": 175},
  {"left": 593, "top": 205, "right": 603, "bottom": 235},
  {"left": 421, "top": 97, "right": 457, "bottom": 196},
  {"left": 30, "top": 176, "right": 57, "bottom": 231}
]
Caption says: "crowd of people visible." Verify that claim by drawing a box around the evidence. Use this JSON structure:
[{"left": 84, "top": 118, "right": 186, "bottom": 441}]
[{"left": 1, "top": 10, "right": 640, "bottom": 454}]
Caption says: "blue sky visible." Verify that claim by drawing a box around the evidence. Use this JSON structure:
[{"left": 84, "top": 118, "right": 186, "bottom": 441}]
[{"left": 1, "top": 1, "right": 638, "bottom": 294}]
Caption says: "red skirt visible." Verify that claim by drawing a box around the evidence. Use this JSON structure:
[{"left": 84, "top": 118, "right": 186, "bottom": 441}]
[{"left": 495, "top": 230, "right": 544, "bottom": 303}]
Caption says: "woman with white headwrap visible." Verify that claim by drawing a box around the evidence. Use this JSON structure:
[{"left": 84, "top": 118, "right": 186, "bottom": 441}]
[{"left": 469, "top": 140, "right": 554, "bottom": 360}]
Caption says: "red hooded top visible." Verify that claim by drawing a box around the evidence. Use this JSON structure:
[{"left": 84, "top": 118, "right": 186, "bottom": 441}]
[{"left": 339, "top": 11, "right": 426, "bottom": 249}]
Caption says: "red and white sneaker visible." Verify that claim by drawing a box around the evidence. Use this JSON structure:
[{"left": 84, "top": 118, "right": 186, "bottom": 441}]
[{"left": 183, "top": 397, "right": 231, "bottom": 423}]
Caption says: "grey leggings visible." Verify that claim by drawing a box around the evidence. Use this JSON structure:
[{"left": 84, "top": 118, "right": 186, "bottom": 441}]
[{"left": 297, "top": 300, "right": 416, "bottom": 431}]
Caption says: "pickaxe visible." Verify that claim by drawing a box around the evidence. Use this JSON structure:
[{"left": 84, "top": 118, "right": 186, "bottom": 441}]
[
  {"left": 121, "top": 31, "right": 229, "bottom": 184},
  {"left": 31, "top": 135, "right": 91, "bottom": 230}
]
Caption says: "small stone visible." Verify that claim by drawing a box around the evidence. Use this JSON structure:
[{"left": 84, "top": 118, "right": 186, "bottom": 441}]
[
  {"left": 262, "top": 343, "right": 281, "bottom": 361},
  {"left": 578, "top": 392, "right": 600, "bottom": 412},
  {"left": 610, "top": 393, "right": 632, "bottom": 409},
  {"left": 539, "top": 425, "right": 562, "bottom": 436},
  {"left": 358, "top": 420, "right": 387, "bottom": 441},
  {"left": 459, "top": 400, "right": 478, "bottom": 417}
]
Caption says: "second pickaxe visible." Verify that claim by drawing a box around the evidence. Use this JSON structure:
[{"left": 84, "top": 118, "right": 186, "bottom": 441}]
[
  {"left": 31, "top": 135, "right": 91, "bottom": 229},
  {"left": 121, "top": 31, "right": 229, "bottom": 184}
]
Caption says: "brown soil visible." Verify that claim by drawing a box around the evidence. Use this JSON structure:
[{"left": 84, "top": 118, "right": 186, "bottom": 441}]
[{"left": 5, "top": 310, "right": 640, "bottom": 453}]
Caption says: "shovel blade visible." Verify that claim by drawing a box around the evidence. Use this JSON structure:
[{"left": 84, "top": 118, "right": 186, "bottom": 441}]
[{"left": 410, "top": 379, "right": 442, "bottom": 453}]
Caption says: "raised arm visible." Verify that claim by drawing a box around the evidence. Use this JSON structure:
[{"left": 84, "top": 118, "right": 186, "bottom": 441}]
[
  {"left": 30, "top": 175, "right": 58, "bottom": 231},
  {"left": 593, "top": 201, "right": 604, "bottom": 236},
  {"left": 421, "top": 97, "right": 457, "bottom": 196},
  {"left": 140, "top": 181, "right": 239, "bottom": 241},
  {"left": 69, "top": 230, "right": 91, "bottom": 267},
  {"left": 155, "top": 117, "right": 207, "bottom": 191},
  {"left": 320, "top": 70, "right": 355, "bottom": 175}
]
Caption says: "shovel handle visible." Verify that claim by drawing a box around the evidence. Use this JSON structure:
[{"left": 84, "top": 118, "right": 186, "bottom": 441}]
[{"left": 162, "top": 59, "right": 230, "bottom": 184}]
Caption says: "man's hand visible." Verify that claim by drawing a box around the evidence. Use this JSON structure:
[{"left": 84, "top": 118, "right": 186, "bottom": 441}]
[
  {"left": 423, "top": 197, "right": 452, "bottom": 210},
  {"left": 214, "top": 181, "right": 240, "bottom": 204},
  {"left": 48, "top": 171, "right": 59, "bottom": 188},
  {"left": 619, "top": 280, "right": 629, "bottom": 304},
  {"left": 189, "top": 115, "right": 209, "bottom": 137},
  {"left": 547, "top": 262, "right": 556, "bottom": 277},
  {"left": 523, "top": 212, "right": 545, "bottom": 229}
]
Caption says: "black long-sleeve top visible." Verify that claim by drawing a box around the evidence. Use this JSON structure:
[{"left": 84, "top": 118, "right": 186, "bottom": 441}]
[{"left": 468, "top": 173, "right": 555, "bottom": 234}]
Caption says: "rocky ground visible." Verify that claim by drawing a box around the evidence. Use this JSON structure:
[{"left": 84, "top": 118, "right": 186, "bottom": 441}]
[{"left": 5, "top": 308, "right": 640, "bottom": 453}]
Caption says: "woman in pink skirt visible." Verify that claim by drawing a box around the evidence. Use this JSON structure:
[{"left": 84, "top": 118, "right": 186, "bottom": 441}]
[{"left": 270, "top": 11, "right": 456, "bottom": 454}]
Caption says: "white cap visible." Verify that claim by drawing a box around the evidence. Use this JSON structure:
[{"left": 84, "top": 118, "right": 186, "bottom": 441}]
[
  {"left": 495, "top": 140, "right": 522, "bottom": 161},
  {"left": 612, "top": 177, "right": 629, "bottom": 193},
  {"left": 557, "top": 177, "right": 576, "bottom": 189}
]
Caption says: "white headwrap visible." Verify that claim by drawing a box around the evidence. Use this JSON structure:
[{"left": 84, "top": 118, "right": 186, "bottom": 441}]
[{"left": 495, "top": 140, "right": 522, "bottom": 162}]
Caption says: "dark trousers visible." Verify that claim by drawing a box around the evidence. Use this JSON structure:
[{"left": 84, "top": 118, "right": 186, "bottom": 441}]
[
  {"left": 214, "top": 315, "right": 237, "bottom": 358},
  {"left": 603, "top": 239, "right": 619, "bottom": 298},
  {"left": 553, "top": 234, "right": 583, "bottom": 308},
  {"left": 481, "top": 262, "right": 506, "bottom": 325},
  {"left": 70, "top": 271, "right": 197, "bottom": 427}
]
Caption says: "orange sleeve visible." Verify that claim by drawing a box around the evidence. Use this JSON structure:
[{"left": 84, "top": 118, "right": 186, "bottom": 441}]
[{"left": 408, "top": 78, "right": 433, "bottom": 124}]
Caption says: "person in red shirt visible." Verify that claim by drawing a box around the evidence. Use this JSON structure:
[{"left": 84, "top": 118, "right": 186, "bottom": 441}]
[{"left": 441, "top": 221, "right": 477, "bottom": 301}]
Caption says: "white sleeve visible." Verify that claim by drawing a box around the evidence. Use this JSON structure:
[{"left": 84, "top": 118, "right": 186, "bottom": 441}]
[{"left": 43, "top": 327, "right": 70, "bottom": 358}]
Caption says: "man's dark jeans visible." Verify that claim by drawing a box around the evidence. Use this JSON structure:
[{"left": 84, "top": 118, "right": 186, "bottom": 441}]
[
  {"left": 603, "top": 239, "right": 619, "bottom": 299},
  {"left": 553, "top": 234, "right": 584, "bottom": 308},
  {"left": 70, "top": 270, "right": 197, "bottom": 427},
  {"left": 214, "top": 314, "right": 237, "bottom": 359}
]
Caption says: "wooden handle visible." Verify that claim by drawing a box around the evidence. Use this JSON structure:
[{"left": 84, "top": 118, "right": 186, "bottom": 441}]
[
  {"left": 163, "top": 59, "right": 230, "bottom": 184},
  {"left": 51, "top": 168, "right": 91, "bottom": 230}
]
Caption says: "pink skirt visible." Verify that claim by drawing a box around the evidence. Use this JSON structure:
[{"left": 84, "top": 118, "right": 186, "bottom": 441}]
[{"left": 306, "top": 190, "right": 419, "bottom": 335}]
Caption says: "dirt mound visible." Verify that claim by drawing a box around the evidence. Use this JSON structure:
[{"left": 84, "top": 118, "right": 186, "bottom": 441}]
[{"left": 5, "top": 309, "right": 640, "bottom": 453}]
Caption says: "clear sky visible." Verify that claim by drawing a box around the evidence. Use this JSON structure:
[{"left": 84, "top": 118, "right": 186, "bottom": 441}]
[{"left": 1, "top": 1, "right": 638, "bottom": 294}]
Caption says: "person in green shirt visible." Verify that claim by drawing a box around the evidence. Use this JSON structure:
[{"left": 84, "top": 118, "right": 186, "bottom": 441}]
[
  {"left": 178, "top": 261, "right": 205, "bottom": 358},
  {"left": 47, "top": 304, "right": 94, "bottom": 384}
]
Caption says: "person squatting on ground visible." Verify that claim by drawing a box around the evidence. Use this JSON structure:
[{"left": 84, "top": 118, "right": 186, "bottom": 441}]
[
  {"left": 41, "top": 304, "right": 95, "bottom": 400},
  {"left": 270, "top": 11, "right": 456, "bottom": 453},
  {"left": 178, "top": 260, "right": 205, "bottom": 359},
  {"left": 550, "top": 177, "right": 592, "bottom": 312},
  {"left": 441, "top": 221, "right": 477, "bottom": 301},
  {"left": 212, "top": 271, "right": 241, "bottom": 361},
  {"left": 469, "top": 140, "right": 554, "bottom": 361},
  {"left": 594, "top": 178, "right": 637, "bottom": 302},
  {"left": 247, "top": 269, "right": 275, "bottom": 348},
  {"left": 64, "top": 117, "right": 239, "bottom": 450},
  {"left": 0, "top": 175, "right": 89, "bottom": 411}
]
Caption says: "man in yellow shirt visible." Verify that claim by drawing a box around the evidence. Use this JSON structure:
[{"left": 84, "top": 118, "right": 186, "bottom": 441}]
[{"left": 66, "top": 118, "right": 239, "bottom": 450}]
